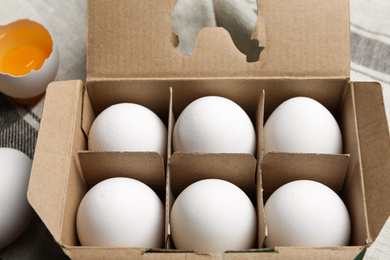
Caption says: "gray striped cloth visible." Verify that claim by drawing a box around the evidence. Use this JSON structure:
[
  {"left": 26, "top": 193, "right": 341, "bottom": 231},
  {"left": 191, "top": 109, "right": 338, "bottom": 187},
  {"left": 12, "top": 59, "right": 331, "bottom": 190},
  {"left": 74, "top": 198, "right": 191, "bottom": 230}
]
[
  {"left": 0, "top": 1, "right": 86, "bottom": 259},
  {"left": 0, "top": 0, "right": 389, "bottom": 259}
]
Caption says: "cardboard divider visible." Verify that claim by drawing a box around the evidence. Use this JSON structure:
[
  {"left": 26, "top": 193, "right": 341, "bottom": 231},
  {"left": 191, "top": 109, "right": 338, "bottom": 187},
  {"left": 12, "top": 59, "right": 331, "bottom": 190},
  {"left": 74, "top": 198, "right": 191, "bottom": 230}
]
[
  {"left": 84, "top": 80, "right": 171, "bottom": 123},
  {"left": 261, "top": 152, "right": 350, "bottom": 200},
  {"left": 256, "top": 90, "right": 267, "bottom": 248},
  {"left": 169, "top": 153, "right": 257, "bottom": 198},
  {"left": 165, "top": 88, "right": 175, "bottom": 249},
  {"left": 78, "top": 151, "right": 165, "bottom": 194}
]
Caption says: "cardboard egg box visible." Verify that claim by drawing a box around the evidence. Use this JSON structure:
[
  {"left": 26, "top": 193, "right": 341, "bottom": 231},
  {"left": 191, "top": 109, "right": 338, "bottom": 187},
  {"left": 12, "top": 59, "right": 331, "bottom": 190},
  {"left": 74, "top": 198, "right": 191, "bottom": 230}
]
[{"left": 27, "top": 0, "right": 390, "bottom": 259}]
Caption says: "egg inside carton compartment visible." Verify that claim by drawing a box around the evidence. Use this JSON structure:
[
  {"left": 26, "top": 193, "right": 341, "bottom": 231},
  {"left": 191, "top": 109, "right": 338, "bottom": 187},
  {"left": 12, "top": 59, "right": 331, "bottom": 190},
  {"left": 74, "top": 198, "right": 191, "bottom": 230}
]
[
  {"left": 79, "top": 81, "right": 169, "bottom": 195},
  {"left": 67, "top": 77, "right": 367, "bottom": 252},
  {"left": 260, "top": 81, "right": 367, "bottom": 247},
  {"left": 76, "top": 81, "right": 170, "bottom": 248}
]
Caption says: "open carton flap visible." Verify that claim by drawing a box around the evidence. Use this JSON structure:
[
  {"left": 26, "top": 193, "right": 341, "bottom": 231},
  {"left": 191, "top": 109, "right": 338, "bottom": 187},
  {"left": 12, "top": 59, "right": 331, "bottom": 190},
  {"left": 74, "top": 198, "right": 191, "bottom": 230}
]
[
  {"left": 87, "top": 0, "right": 350, "bottom": 79},
  {"left": 352, "top": 82, "right": 390, "bottom": 242},
  {"left": 27, "top": 80, "right": 87, "bottom": 246}
]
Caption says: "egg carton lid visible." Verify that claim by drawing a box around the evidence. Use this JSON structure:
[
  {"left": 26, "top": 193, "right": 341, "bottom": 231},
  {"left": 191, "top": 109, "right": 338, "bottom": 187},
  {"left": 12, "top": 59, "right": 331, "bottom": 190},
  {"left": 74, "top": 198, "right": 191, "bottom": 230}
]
[{"left": 86, "top": 0, "right": 350, "bottom": 80}]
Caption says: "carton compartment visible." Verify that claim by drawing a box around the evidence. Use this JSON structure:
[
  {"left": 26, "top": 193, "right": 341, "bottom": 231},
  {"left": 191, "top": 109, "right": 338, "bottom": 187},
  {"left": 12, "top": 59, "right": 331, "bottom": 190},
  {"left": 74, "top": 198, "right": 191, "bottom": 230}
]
[
  {"left": 168, "top": 85, "right": 260, "bottom": 198},
  {"left": 78, "top": 82, "right": 169, "bottom": 193},
  {"left": 166, "top": 85, "right": 261, "bottom": 250},
  {"left": 75, "top": 82, "right": 170, "bottom": 247},
  {"left": 79, "top": 79, "right": 169, "bottom": 189},
  {"left": 166, "top": 166, "right": 258, "bottom": 251},
  {"left": 75, "top": 154, "right": 167, "bottom": 248},
  {"left": 260, "top": 83, "right": 369, "bottom": 247}
]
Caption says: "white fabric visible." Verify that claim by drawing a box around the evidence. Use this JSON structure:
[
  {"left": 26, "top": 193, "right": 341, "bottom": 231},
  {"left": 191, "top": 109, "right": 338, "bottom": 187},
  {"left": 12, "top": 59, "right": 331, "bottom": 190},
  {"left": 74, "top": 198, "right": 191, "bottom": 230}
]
[
  {"left": 171, "top": 0, "right": 217, "bottom": 56},
  {"left": 171, "top": 0, "right": 261, "bottom": 61}
]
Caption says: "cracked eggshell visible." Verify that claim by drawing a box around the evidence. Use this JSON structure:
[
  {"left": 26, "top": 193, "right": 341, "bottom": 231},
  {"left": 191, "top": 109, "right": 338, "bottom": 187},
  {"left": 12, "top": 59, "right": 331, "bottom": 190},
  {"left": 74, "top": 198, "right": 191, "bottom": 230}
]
[{"left": 0, "top": 19, "right": 59, "bottom": 105}]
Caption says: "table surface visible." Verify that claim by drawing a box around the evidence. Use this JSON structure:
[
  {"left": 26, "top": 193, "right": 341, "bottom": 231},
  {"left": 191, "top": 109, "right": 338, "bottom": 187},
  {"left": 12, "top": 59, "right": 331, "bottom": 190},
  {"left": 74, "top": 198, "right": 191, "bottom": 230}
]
[{"left": 0, "top": 0, "right": 389, "bottom": 259}]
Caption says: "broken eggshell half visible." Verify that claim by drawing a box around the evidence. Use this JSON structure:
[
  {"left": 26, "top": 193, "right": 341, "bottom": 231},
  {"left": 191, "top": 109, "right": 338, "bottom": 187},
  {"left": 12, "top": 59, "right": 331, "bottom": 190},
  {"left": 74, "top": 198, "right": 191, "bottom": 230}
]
[{"left": 0, "top": 19, "right": 59, "bottom": 105}]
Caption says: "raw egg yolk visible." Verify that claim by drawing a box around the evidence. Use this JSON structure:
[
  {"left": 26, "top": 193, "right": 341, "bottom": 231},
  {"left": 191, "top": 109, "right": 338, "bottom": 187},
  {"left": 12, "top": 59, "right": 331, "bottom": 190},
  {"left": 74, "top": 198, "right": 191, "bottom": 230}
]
[{"left": 0, "top": 25, "right": 53, "bottom": 76}]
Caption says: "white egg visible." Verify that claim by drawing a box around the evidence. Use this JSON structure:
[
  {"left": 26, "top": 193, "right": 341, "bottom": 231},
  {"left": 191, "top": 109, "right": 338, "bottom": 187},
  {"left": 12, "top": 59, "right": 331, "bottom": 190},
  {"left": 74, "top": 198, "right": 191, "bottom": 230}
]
[
  {"left": 263, "top": 97, "right": 342, "bottom": 154},
  {"left": 76, "top": 177, "right": 165, "bottom": 247},
  {"left": 0, "top": 147, "right": 34, "bottom": 249},
  {"left": 264, "top": 180, "right": 351, "bottom": 247},
  {"left": 88, "top": 103, "right": 167, "bottom": 159},
  {"left": 0, "top": 19, "right": 59, "bottom": 105},
  {"left": 173, "top": 96, "right": 256, "bottom": 155},
  {"left": 170, "top": 179, "right": 257, "bottom": 253}
]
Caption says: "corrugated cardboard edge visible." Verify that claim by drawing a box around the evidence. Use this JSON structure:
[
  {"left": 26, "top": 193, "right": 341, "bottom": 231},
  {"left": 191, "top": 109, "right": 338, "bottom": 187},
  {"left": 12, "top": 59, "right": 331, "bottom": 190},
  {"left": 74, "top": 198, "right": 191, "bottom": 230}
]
[
  {"left": 353, "top": 82, "right": 390, "bottom": 243},
  {"left": 165, "top": 87, "right": 175, "bottom": 249},
  {"left": 27, "top": 80, "right": 85, "bottom": 245},
  {"left": 256, "top": 90, "right": 267, "bottom": 247},
  {"left": 60, "top": 245, "right": 365, "bottom": 260},
  {"left": 339, "top": 82, "right": 370, "bottom": 246}
]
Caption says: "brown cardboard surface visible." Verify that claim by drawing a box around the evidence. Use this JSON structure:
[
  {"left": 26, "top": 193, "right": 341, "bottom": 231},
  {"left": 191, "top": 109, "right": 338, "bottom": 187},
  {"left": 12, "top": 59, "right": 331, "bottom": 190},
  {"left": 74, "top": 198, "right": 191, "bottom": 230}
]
[
  {"left": 87, "top": 0, "right": 350, "bottom": 79},
  {"left": 169, "top": 152, "right": 257, "bottom": 197},
  {"left": 78, "top": 151, "right": 165, "bottom": 192},
  {"left": 165, "top": 88, "right": 175, "bottom": 249},
  {"left": 60, "top": 246, "right": 365, "bottom": 260},
  {"left": 353, "top": 82, "right": 390, "bottom": 241},
  {"left": 256, "top": 90, "right": 266, "bottom": 248},
  {"left": 84, "top": 78, "right": 347, "bottom": 126},
  {"left": 262, "top": 153, "right": 350, "bottom": 199},
  {"left": 338, "top": 83, "right": 370, "bottom": 246},
  {"left": 85, "top": 80, "right": 170, "bottom": 123},
  {"left": 27, "top": 80, "right": 87, "bottom": 246}
]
